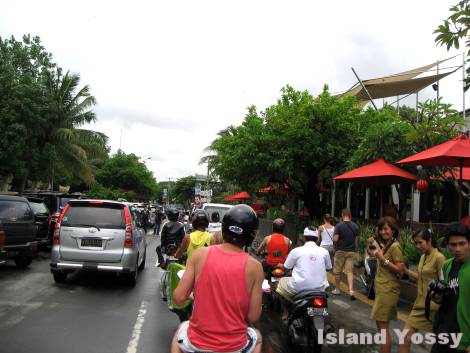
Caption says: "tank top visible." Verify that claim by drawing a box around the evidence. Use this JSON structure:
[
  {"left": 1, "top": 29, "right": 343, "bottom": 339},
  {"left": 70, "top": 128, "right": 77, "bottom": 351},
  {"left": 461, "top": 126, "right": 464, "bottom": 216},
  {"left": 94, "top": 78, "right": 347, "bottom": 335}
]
[
  {"left": 188, "top": 245, "right": 250, "bottom": 351},
  {"left": 187, "top": 230, "right": 212, "bottom": 259},
  {"left": 266, "top": 233, "right": 289, "bottom": 265},
  {"left": 320, "top": 226, "right": 334, "bottom": 246}
]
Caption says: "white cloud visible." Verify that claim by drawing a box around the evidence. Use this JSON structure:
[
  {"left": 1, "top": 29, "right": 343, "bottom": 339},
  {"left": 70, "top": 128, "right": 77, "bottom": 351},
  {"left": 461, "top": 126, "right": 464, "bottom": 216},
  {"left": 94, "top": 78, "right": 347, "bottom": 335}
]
[{"left": 1, "top": 0, "right": 468, "bottom": 181}]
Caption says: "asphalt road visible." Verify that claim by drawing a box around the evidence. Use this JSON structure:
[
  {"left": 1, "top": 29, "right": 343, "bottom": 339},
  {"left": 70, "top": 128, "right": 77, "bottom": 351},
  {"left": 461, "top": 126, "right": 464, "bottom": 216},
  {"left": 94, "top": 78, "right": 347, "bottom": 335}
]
[{"left": 0, "top": 233, "right": 428, "bottom": 353}]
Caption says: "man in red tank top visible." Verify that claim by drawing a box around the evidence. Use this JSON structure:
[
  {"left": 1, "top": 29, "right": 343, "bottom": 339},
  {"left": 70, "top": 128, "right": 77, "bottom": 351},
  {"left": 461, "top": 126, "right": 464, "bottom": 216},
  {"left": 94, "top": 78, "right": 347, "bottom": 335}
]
[
  {"left": 256, "top": 218, "right": 291, "bottom": 274},
  {"left": 171, "top": 205, "right": 264, "bottom": 353}
]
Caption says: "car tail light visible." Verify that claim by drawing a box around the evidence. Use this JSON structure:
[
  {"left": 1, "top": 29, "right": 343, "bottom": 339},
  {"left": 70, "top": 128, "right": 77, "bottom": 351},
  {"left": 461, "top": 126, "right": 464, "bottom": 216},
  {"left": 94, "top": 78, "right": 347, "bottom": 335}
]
[
  {"left": 124, "top": 207, "right": 133, "bottom": 248},
  {"left": 53, "top": 205, "right": 70, "bottom": 246},
  {"left": 0, "top": 222, "right": 5, "bottom": 250},
  {"left": 313, "top": 297, "right": 326, "bottom": 308}
]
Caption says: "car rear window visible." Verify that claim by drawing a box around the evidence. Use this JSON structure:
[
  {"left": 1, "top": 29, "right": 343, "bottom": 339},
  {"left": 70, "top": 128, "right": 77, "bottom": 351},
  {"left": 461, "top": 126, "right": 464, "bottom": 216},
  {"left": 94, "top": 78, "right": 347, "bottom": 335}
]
[
  {"left": 0, "top": 201, "right": 34, "bottom": 222},
  {"left": 62, "top": 204, "right": 125, "bottom": 229},
  {"left": 29, "top": 202, "right": 49, "bottom": 215},
  {"left": 59, "top": 197, "right": 72, "bottom": 210},
  {"left": 204, "top": 206, "right": 232, "bottom": 221}
]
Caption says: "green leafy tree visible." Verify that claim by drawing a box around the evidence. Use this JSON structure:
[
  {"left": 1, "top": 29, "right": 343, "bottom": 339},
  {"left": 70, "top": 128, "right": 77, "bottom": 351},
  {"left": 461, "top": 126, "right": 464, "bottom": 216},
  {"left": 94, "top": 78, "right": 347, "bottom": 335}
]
[
  {"left": 210, "top": 85, "right": 363, "bottom": 218},
  {"left": 0, "top": 35, "right": 55, "bottom": 190},
  {"left": 0, "top": 34, "right": 108, "bottom": 192},
  {"left": 406, "top": 98, "right": 465, "bottom": 152},
  {"left": 434, "top": 0, "right": 470, "bottom": 89},
  {"left": 41, "top": 69, "right": 108, "bottom": 186},
  {"left": 95, "top": 151, "right": 158, "bottom": 199},
  {"left": 172, "top": 176, "right": 196, "bottom": 207}
]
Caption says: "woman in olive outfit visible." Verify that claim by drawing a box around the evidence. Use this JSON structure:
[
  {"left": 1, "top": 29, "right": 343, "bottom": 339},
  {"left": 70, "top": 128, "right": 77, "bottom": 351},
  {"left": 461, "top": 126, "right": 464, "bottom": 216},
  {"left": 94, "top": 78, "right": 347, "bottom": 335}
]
[
  {"left": 371, "top": 217, "right": 405, "bottom": 353},
  {"left": 398, "top": 228, "right": 446, "bottom": 353}
]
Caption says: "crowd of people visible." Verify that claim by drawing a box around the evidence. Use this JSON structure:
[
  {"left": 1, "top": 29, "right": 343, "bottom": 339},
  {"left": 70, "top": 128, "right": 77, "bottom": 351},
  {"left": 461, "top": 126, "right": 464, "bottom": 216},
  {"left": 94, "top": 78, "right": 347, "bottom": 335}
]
[{"left": 160, "top": 202, "right": 469, "bottom": 353}]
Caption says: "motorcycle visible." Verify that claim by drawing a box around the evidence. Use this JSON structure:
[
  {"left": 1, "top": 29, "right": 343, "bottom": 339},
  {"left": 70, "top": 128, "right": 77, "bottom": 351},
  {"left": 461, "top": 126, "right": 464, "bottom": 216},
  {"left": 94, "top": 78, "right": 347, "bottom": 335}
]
[
  {"left": 262, "top": 266, "right": 285, "bottom": 312},
  {"left": 158, "top": 244, "right": 193, "bottom": 321},
  {"left": 287, "top": 290, "right": 333, "bottom": 353}
]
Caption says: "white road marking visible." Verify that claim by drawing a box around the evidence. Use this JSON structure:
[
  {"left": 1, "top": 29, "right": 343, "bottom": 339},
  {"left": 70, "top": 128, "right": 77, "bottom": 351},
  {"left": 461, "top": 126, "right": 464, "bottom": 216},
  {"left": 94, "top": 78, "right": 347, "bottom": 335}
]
[
  {"left": 126, "top": 300, "right": 148, "bottom": 353},
  {"left": 331, "top": 299, "right": 351, "bottom": 309}
]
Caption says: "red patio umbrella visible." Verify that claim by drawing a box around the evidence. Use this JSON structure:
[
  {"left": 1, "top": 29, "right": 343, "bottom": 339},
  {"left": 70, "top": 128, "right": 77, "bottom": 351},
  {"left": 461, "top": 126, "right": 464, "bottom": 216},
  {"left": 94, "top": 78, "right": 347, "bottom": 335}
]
[
  {"left": 397, "top": 134, "right": 470, "bottom": 218},
  {"left": 334, "top": 158, "right": 417, "bottom": 184},
  {"left": 334, "top": 158, "right": 417, "bottom": 217},
  {"left": 444, "top": 167, "right": 470, "bottom": 181},
  {"left": 223, "top": 191, "right": 250, "bottom": 201}
]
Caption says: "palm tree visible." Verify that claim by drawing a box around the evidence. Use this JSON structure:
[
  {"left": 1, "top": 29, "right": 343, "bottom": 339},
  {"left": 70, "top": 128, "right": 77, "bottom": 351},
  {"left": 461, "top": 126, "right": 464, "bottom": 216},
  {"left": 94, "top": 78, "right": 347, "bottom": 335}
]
[
  {"left": 43, "top": 69, "right": 108, "bottom": 186},
  {"left": 199, "top": 125, "right": 238, "bottom": 178}
]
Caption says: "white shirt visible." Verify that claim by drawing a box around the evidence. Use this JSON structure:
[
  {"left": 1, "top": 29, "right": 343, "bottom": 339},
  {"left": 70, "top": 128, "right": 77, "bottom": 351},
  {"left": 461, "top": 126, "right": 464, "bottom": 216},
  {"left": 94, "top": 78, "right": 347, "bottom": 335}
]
[
  {"left": 284, "top": 241, "right": 332, "bottom": 293},
  {"left": 320, "top": 226, "right": 335, "bottom": 246}
]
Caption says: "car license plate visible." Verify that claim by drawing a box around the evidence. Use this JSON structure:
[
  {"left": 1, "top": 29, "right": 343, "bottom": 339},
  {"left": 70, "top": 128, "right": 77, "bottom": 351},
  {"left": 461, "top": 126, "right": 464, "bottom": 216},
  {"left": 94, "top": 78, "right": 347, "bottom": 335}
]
[
  {"left": 307, "top": 307, "right": 328, "bottom": 317},
  {"left": 81, "top": 238, "right": 102, "bottom": 247},
  {"left": 271, "top": 277, "right": 279, "bottom": 283}
]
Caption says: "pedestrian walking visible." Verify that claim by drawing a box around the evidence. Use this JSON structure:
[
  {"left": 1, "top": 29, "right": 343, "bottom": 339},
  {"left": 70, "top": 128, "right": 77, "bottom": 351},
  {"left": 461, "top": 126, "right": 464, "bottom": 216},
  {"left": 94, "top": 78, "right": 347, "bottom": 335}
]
[
  {"left": 399, "top": 228, "right": 446, "bottom": 353},
  {"left": 332, "top": 208, "right": 359, "bottom": 300},
  {"left": 370, "top": 216, "right": 405, "bottom": 353},
  {"left": 154, "top": 207, "right": 163, "bottom": 235},
  {"left": 318, "top": 214, "right": 335, "bottom": 265}
]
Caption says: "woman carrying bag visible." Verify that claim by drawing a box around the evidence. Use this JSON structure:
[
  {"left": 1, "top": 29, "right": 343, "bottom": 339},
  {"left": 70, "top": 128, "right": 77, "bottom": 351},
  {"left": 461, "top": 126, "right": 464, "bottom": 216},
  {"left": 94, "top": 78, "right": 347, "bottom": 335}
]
[{"left": 318, "top": 214, "right": 335, "bottom": 265}]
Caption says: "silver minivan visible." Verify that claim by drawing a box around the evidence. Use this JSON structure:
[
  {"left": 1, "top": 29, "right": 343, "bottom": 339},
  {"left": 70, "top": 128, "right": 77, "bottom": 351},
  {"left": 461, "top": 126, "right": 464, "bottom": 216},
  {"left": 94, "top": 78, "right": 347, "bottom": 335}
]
[{"left": 50, "top": 200, "right": 147, "bottom": 286}]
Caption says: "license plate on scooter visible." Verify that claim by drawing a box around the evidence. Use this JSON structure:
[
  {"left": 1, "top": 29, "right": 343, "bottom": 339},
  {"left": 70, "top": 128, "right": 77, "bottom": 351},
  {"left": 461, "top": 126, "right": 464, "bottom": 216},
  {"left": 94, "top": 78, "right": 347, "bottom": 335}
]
[
  {"left": 271, "top": 277, "right": 279, "bottom": 283},
  {"left": 307, "top": 307, "right": 328, "bottom": 317}
]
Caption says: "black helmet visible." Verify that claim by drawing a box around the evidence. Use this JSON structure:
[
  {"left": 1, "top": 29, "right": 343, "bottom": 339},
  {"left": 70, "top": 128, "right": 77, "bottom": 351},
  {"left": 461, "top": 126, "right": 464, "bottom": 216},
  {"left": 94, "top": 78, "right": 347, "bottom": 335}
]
[
  {"left": 191, "top": 209, "right": 209, "bottom": 229},
  {"left": 272, "top": 218, "right": 286, "bottom": 233},
  {"left": 167, "top": 208, "right": 179, "bottom": 222},
  {"left": 211, "top": 211, "right": 220, "bottom": 223},
  {"left": 222, "top": 205, "right": 259, "bottom": 247}
]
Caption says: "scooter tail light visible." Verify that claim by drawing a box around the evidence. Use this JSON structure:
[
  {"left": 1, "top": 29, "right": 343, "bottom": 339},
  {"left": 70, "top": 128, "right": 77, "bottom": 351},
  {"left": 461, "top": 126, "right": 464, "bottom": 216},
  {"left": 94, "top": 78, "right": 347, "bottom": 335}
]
[
  {"left": 271, "top": 268, "right": 285, "bottom": 276},
  {"left": 313, "top": 297, "right": 326, "bottom": 307}
]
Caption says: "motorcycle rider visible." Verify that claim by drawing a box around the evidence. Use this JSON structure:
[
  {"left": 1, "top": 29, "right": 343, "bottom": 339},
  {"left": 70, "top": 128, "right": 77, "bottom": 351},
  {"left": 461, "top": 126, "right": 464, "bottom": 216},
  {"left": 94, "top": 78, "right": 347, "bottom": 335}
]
[
  {"left": 157, "top": 208, "right": 186, "bottom": 268},
  {"left": 176, "top": 209, "right": 212, "bottom": 261},
  {"left": 276, "top": 226, "right": 332, "bottom": 320},
  {"left": 256, "top": 218, "right": 292, "bottom": 276},
  {"left": 171, "top": 204, "right": 264, "bottom": 353}
]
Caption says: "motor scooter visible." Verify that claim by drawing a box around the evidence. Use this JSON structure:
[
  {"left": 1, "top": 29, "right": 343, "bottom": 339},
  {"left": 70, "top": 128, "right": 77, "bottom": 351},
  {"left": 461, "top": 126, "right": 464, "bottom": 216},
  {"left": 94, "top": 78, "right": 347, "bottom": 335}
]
[
  {"left": 286, "top": 290, "right": 334, "bottom": 353},
  {"left": 158, "top": 244, "right": 192, "bottom": 321},
  {"left": 262, "top": 266, "right": 285, "bottom": 312}
]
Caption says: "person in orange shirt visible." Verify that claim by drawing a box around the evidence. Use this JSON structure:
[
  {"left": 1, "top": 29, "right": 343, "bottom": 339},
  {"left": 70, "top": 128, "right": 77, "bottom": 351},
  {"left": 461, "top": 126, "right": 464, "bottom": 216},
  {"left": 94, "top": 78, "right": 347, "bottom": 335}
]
[{"left": 256, "top": 218, "right": 292, "bottom": 275}]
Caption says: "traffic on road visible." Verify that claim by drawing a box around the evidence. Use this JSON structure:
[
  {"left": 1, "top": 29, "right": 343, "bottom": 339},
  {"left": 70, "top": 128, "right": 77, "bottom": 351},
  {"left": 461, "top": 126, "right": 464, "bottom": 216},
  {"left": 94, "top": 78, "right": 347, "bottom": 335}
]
[{"left": 1, "top": 195, "right": 467, "bottom": 353}]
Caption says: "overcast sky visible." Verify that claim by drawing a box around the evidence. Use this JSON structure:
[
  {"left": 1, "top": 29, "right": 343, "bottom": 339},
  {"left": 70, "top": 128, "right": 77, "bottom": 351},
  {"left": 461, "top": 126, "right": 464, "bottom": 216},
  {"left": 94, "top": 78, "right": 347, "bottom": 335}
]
[{"left": 1, "top": 0, "right": 467, "bottom": 181}]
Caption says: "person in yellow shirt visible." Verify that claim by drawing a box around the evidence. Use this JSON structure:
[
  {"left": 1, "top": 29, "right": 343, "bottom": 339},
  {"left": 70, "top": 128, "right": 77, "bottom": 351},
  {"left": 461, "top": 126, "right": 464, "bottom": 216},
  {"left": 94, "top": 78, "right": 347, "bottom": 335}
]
[
  {"left": 370, "top": 216, "right": 405, "bottom": 353},
  {"left": 399, "top": 228, "right": 446, "bottom": 353},
  {"left": 176, "top": 210, "right": 212, "bottom": 261}
]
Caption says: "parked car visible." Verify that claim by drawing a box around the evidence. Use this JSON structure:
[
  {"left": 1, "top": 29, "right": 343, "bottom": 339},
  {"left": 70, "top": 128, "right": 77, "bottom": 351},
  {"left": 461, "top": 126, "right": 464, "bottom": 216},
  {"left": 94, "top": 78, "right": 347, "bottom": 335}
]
[
  {"left": 22, "top": 192, "right": 83, "bottom": 242},
  {"left": 0, "top": 195, "right": 38, "bottom": 267},
  {"left": 202, "top": 203, "right": 233, "bottom": 234},
  {"left": 0, "top": 221, "right": 7, "bottom": 265},
  {"left": 26, "top": 197, "right": 52, "bottom": 247},
  {"left": 50, "top": 199, "right": 147, "bottom": 286}
]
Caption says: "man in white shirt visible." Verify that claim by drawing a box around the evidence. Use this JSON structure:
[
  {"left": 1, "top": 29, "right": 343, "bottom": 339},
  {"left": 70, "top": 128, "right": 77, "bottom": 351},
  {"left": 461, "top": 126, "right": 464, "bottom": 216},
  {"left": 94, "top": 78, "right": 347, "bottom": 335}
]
[{"left": 276, "top": 226, "right": 332, "bottom": 320}]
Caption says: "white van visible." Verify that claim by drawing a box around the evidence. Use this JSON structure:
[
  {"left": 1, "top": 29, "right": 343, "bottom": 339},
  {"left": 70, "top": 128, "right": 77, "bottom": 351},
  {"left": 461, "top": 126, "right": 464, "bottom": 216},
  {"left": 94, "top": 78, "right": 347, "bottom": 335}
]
[{"left": 201, "top": 203, "right": 233, "bottom": 234}]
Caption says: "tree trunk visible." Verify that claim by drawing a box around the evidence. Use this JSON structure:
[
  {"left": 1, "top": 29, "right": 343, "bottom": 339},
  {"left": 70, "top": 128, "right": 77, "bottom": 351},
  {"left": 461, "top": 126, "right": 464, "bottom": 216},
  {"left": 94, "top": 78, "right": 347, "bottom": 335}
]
[
  {"left": 302, "top": 176, "right": 320, "bottom": 219},
  {"left": 18, "top": 169, "right": 29, "bottom": 194}
]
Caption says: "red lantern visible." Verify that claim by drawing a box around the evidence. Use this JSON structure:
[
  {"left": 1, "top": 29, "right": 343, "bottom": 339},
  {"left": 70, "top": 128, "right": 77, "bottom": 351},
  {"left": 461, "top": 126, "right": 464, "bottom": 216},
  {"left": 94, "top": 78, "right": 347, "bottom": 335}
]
[{"left": 416, "top": 179, "right": 429, "bottom": 193}]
